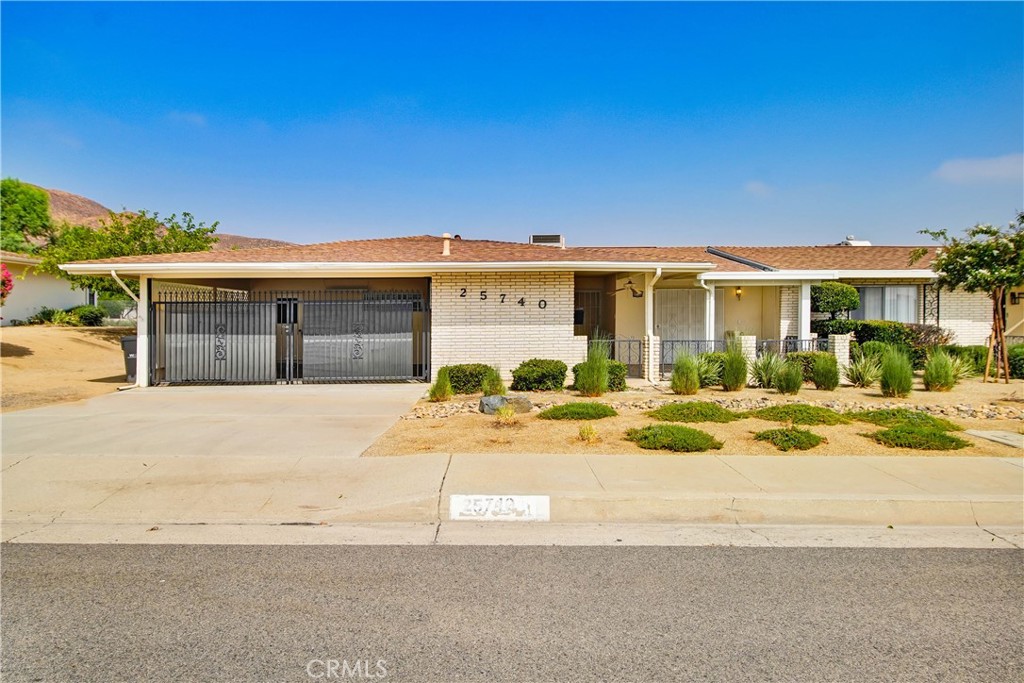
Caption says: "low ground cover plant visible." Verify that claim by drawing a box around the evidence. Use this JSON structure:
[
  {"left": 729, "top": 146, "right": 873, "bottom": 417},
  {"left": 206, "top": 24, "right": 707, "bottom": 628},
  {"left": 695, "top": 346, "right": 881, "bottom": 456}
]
[
  {"left": 443, "top": 363, "right": 493, "bottom": 394},
  {"left": 754, "top": 427, "right": 825, "bottom": 452},
  {"left": 428, "top": 368, "right": 453, "bottom": 402},
  {"left": 670, "top": 354, "right": 700, "bottom": 395},
  {"left": 812, "top": 354, "right": 840, "bottom": 391},
  {"left": 625, "top": 424, "right": 723, "bottom": 452},
  {"left": 846, "top": 408, "right": 962, "bottom": 432},
  {"left": 922, "top": 350, "right": 956, "bottom": 391},
  {"left": 880, "top": 348, "right": 914, "bottom": 398},
  {"left": 774, "top": 361, "right": 804, "bottom": 395},
  {"left": 647, "top": 401, "right": 740, "bottom": 423},
  {"left": 749, "top": 352, "right": 784, "bottom": 389},
  {"left": 745, "top": 404, "right": 849, "bottom": 425},
  {"left": 511, "top": 358, "right": 567, "bottom": 391},
  {"left": 870, "top": 424, "right": 969, "bottom": 451},
  {"left": 539, "top": 402, "right": 617, "bottom": 420}
]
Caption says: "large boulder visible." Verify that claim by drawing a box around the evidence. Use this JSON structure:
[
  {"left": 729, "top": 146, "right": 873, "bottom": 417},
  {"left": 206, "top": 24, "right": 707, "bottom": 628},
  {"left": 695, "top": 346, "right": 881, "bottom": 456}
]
[
  {"left": 479, "top": 394, "right": 534, "bottom": 414},
  {"left": 506, "top": 395, "right": 534, "bottom": 413}
]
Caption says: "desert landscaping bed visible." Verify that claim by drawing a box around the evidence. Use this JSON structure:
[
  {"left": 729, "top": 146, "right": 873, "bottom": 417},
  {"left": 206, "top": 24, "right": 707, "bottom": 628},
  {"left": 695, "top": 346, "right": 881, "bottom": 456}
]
[{"left": 364, "top": 381, "right": 1024, "bottom": 457}]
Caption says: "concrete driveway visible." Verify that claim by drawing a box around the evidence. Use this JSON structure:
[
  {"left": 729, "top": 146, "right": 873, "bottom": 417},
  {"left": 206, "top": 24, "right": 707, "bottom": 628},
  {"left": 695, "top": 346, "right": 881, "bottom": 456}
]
[{"left": 1, "top": 384, "right": 427, "bottom": 459}]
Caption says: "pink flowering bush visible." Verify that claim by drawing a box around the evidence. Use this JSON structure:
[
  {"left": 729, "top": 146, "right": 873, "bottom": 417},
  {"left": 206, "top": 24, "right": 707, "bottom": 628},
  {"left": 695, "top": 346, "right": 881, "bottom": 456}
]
[{"left": 0, "top": 263, "right": 13, "bottom": 305}]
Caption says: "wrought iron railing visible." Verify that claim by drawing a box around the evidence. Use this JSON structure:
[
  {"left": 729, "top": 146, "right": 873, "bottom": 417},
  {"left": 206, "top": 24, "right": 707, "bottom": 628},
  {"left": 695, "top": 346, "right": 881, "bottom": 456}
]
[
  {"left": 588, "top": 338, "right": 643, "bottom": 378},
  {"left": 757, "top": 338, "right": 829, "bottom": 357},
  {"left": 659, "top": 339, "right": 727, "bottom": 377}
]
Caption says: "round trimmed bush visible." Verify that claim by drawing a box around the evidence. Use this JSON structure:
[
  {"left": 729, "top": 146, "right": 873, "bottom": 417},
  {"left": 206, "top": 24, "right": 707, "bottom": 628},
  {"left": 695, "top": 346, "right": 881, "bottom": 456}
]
[{"left": 510, "top": 359, "right": 567, "bottom": 391}]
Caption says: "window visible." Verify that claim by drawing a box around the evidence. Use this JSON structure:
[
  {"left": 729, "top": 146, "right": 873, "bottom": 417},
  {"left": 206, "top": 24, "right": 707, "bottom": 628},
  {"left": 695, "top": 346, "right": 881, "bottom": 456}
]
[{"left": 850, "top": 286, "right": 917, "bottom": 323}]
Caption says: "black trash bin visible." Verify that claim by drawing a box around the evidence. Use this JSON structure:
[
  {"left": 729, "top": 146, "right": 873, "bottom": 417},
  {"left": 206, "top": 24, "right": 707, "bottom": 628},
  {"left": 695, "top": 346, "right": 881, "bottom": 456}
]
[{"left": 120, "top": 335, "right": 137, "bottom": 383}]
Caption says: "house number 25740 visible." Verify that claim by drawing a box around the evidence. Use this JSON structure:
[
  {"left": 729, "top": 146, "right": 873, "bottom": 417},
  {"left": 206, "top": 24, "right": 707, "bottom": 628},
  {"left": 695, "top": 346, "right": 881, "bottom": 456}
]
[{"left": 459, "top": 288, "right": 546, "bottom": 309}]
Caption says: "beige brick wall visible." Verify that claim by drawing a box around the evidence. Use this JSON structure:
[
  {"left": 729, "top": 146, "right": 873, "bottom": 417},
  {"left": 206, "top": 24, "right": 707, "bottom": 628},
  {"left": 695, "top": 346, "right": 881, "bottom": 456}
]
[
  {"left": 779, "top": 286, "right": 799, "bottom": 339},
  {"left": 940, "top": 289, "right": 992, "bottom": 346},
  {"left": 430, "top": 272, "right": 588, "bottom": 380}
]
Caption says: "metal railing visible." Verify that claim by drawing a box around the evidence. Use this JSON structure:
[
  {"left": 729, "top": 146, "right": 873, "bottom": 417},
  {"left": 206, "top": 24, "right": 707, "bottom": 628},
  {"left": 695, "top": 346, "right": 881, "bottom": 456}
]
[
  {"left": 1004, "top": 335, "right": 1024, "bottom": 347},
  {"left": 588, "top": 338, "right": 643, "bottom": 378},
  {"left": 659, "top": 339, "right": 727, "bottom": 377},
  {"left": 757, "top": 338, "right": 829, "bottom": 357}
]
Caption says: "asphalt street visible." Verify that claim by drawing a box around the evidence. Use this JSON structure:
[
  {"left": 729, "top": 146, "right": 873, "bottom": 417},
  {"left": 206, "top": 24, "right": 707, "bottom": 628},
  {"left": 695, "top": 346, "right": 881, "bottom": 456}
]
[{"left": 2, "top": 545, "right": 1021, "bottom": 682}]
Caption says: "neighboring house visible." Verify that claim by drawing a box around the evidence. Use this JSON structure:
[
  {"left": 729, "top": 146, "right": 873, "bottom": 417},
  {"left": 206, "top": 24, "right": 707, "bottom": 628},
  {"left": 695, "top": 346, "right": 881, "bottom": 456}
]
[
  {"left": 1, "top": 250, "right": 89, "bottom": 326},
  {"left": 59, "top": 234, "right": 997, "bottom": 387}
]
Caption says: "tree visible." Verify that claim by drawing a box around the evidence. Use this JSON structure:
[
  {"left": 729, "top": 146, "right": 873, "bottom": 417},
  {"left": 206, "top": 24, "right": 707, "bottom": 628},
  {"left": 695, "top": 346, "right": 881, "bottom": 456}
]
[
  {"left": 811, "top": 282, "right": 860, "bottom": 320},
  {"left": 38, "top": 210, "right": 218, "bottom": 297},
  {"left": 911, "top": 214, "right": 1024, "bottom": 383},
  {"left": 1, "top": 178, "right": 53, "bottom": 252}
]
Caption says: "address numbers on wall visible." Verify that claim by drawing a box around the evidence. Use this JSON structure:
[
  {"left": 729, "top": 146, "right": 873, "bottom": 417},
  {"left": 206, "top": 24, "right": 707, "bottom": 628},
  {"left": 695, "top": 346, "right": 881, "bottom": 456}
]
[{"left": 458, "top": 288, "right": 546, "bottom": 309}]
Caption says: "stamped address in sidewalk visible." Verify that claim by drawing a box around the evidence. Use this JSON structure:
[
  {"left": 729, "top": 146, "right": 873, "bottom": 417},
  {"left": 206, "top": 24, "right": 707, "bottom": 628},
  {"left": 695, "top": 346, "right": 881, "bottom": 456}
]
[{"left": 449, "top": 495, "right": 551, "bottom": 522}]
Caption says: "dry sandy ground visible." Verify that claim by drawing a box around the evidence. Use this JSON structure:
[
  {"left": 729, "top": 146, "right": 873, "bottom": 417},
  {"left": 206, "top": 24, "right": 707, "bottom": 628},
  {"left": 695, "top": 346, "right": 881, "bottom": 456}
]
[
  {"left": 1, "top": 326, "right": 135, "bottom": 412},
  {"left": 364, "top": 381, "right": 1024, "bottom": 458}
]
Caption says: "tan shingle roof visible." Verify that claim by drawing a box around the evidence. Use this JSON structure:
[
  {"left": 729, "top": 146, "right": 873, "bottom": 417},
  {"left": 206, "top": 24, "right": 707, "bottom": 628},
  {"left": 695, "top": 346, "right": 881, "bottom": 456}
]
[
  {"left": 68, "top": 235, "right": 757, "bottom": 271},
  {"left": 710, "top": 245, "right": 937, "bottom": 271}
]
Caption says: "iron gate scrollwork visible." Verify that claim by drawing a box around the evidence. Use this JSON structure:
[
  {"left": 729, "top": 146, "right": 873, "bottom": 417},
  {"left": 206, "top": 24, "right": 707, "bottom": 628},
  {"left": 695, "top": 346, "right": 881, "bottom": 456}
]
[{"left": 922, "top": 284, "right": 940, "bottom": 326}]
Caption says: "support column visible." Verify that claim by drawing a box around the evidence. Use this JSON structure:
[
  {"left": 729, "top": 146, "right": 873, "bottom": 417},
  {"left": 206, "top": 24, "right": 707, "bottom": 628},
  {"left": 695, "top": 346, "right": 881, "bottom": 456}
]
[
  {"left": 829, "top": 334, "right": 851, "bottom": 381},
  {"left": 137, "top": 276, "right": 150, "bottom": 387},
  {"left": 739, "top": 335, "right": 757, "bottom": 385},
  {"left": 799, "top": 282, "right": 812, "bottom": 340},
  {"left": 644, "top": 272, "right": 656, "bottom": 382},
  {"left": 704, "top": 283, "right": 716, "bottom": 341}
]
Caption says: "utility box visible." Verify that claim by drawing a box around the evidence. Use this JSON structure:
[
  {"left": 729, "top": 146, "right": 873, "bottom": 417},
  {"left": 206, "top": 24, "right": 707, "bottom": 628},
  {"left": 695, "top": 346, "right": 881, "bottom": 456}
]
[{"left": 120, "top": 335, "right": 137, "bottom": 383}]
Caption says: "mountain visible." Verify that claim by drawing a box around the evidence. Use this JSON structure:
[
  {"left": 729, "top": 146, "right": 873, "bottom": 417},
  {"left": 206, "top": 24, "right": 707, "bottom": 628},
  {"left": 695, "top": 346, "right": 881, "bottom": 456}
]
[{"left": 43, "top": 187, "right": 296, "bottom": 251}]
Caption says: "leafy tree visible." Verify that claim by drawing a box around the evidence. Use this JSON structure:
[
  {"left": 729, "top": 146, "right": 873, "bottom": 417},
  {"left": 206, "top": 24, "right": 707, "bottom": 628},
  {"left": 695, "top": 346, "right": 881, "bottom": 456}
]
[
  {"left": 1, "top": 178, "right": 53, "bottom": 252},
  {"left": 912, "top": 214, "right": 1024, "bottom": 383},
  {"left": 39, "top": 210, "right": 218, "bottom": 297},
  {"left": 811, "top": 282, "right": 860, "bottom": 320}
]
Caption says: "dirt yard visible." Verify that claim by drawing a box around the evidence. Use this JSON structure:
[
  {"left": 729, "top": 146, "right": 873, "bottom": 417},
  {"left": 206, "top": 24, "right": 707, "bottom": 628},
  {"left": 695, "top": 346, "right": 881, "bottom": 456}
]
[
  {"left": 1, "top": 326, "right": 136, "bottom": 412},
  {"left": 364, "top": 381, "right": 1024, "bottom": 458}
]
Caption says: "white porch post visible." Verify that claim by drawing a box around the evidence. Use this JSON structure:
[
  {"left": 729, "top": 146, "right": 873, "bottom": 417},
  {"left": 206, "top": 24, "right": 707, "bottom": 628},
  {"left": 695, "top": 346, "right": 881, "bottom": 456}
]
[
  {"left": 799, "top": 282, "right": 812, "bottom": 340},
  {"left": 705, "top": 283, "right": 716, "bottom": 340},
  {"left": 137, "top": 276, "right": 150, "bottom": 387}
]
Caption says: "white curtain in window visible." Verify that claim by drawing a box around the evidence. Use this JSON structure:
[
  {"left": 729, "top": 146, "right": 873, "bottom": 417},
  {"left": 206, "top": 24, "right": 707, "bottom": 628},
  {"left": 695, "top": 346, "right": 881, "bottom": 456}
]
[
  {"left": 885, "top": 286, "right": 918, "bottom": 323},
  {"left": 853, "top": 287, "right": 884, "bottom": 320}
]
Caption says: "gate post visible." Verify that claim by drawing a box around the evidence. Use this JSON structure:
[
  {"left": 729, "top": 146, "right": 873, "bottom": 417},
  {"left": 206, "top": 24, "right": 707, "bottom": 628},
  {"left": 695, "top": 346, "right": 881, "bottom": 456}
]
[{"left": 137, "top": 276, "right": 150, "bottom": 387}]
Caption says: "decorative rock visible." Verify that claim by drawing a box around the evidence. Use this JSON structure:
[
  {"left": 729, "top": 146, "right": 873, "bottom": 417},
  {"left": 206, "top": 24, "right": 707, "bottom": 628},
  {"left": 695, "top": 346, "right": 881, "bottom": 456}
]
[
  {"left": 507, "top": 395, "right": 534, "bottom": 413},
  {"left": 479, "top": 395, "right": 509, "bottom": 414}
]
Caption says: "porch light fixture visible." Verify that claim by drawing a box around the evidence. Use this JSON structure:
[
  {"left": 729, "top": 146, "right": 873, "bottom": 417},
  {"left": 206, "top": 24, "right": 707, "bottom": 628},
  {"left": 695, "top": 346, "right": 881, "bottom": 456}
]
[{"left": 735, "top": 287, "right": 743, "bottom": 301}]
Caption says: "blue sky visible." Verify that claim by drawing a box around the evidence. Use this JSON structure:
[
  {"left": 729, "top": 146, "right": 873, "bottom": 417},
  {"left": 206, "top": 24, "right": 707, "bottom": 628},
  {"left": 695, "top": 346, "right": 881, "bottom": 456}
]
[{"left": 2, "top": 2, "right": 1022, "bottom": 246}]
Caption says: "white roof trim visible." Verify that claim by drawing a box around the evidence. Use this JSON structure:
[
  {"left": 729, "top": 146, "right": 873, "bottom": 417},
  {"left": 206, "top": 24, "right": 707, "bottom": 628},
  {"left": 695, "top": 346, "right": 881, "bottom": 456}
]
[
  {"left": 60, "top": 260, "right": 718, "bottom": 277},
  {"left": 700, "top": 270, "right": 837, "bottom": 281},
  {"left": 833, "top": 269, "right": 937, "bottom": 280},
  {"left": 1, "top": 253, "right": 42, "bottom": 266}
]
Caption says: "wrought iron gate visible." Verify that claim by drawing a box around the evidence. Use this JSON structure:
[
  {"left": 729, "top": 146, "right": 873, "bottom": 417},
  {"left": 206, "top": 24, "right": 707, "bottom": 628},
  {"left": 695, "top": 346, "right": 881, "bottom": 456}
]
[{"left": 150, "top": 289, "right": 429, "bottom": 384}]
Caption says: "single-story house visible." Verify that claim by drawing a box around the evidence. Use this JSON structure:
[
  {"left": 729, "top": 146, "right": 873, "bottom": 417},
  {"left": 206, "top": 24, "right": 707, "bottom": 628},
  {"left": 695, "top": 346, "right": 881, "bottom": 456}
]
[
  {"left": 1, "top": 250, "right": 90, "bottom": 326},
  {"left": 59, "top": 234, "right": 1008, "bottom": 387}
]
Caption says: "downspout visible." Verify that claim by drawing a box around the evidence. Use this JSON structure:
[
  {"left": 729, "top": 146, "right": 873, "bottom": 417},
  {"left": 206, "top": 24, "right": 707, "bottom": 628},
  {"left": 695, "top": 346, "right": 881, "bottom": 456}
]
[
  {"left": 110, "top": 270, "right": 140, "bottom": 303},
  {"left": 646, "top": 268, "right": 662, "bottom": 383},
  {"left": 696, "top": 275, "right": 714, "bottom": 346}
]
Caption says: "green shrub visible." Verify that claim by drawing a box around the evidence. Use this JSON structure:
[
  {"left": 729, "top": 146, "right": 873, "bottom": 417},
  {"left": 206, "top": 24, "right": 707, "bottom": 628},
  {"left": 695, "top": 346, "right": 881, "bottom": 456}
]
[
  {"left": 870, "top": 425, "right": 969, "bottom": 451},
  {"left": 571, "top": 360, "right": 627, "bottom": 392},
  {"left": 539, "top": 402, "right": 617, "bottom": 420},
  {"left": 670, "top": 354, "right": 701, "bottom": 395},
  {"left": 429, "top": 367, "right": 453, "bottom": 402},
  {"left": 49, "top": 310, "right": 81, "bottom": 326},
  {"left": 577, "top": 424, "right": 599, "bottom": 443},
  {"left": 774, "top": 362, "right": 804, "bottom": 395},
  {"left": 29, "top": 307, "right": 59, "bottom": 324},
  {"left": 847, "top": 408, "right": 962, "bottom": 431},
  {"left": 754, "top": 427, "right": 825, "bottom": 452},
  {"left": 880, "top": 348, "right": 914, "bottom": 398},
  {"left": 811, "top": 354, "right": 840, "bottom": 391},
  {"left": 750, "top": 352, "right": 785, "bottom": 389},
  {"left": 647, "top": 401, "right": 740, "bottom": 423},
  {"left": 443, "top": 363, "right": 493, "bottom": 394},
  {"left": 860, "top": 341, "right": 893, "bottom": 359},
  {"left": 785, "top": 351, "right": 832, "bottom": 382},
  {"left": 947, "top": 355, "right": 977, "bottom": 383},
  {"left": 481, "top": 367, "right": 507, "bottom": 396},
  {"left": 811, "top": 282, "right": 860, "bottom": 319},
  {"left": 1009, "top": 345, "right": 1024, "bottom": 380},
  {"left": 922, "top": 350, "right": 956, "bottom": 392},
  {"left": 940, "top": 345, "right": 989, "bottom": 374},
  {"left": 510, "top": 358, "right": 567, "bottom": 391},
  {"left": 745, "top": 404, "right": 849, "bottom": 425},
  {"left": 574, "top": 342, "right": 610, "bottom": 397},
  {"left": 720, "top": 345, "right": 748, "bottom": 392},
  {"left": 695, "top": 352, "right": 724, "bottom": 388},
  {"left": 844, "top": 350, "right": 882, "bottom": 387},
  {"left": 625, "top": 424, "right": 723, "bottom": 452},
  {"left": 71, "top": 305, "right": 105, "bottom": 327}
]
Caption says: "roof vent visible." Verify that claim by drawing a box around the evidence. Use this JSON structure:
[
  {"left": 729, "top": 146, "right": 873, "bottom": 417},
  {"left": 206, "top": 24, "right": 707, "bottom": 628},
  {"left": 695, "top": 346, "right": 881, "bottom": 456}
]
[
  {"left": 530, "top": 234, "right": 565, "bottom": 248},
  {"left": 840, "top": 235, "right": 872, "bottom": 246}
]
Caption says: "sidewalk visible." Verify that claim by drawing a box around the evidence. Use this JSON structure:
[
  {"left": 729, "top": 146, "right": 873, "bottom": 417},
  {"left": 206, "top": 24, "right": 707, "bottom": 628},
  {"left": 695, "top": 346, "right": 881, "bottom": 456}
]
[{"left": 2, "top": 451, "right": 1021, "bottom": 544}]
